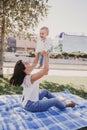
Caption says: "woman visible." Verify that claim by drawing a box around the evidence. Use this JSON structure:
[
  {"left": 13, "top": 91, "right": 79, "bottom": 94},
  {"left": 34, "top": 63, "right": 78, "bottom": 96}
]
[{"left": 9, "top": 51, "right": 75, "bottom": 112}]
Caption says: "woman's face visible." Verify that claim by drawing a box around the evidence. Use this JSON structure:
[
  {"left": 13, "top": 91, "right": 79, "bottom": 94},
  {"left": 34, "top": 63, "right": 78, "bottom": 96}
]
[{"left": 23, "top": 61, "right": 30, "bottom": 74}]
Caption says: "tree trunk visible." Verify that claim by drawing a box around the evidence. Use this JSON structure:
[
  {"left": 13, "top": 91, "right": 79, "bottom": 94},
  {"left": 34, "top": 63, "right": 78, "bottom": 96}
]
[{"left": 0, "top": 14, "right": 5, "bottom": 77}]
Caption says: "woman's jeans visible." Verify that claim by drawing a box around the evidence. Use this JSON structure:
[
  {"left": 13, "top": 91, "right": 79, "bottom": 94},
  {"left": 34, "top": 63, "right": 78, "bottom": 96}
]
[{"left": 25, "top": 89, "right": 66, "bottom": 112}]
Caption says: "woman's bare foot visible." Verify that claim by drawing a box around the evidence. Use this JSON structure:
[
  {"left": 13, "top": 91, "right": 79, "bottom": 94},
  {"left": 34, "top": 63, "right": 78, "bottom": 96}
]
[{"left": 66, "top": 102, "right": 76, "bottom": 108}]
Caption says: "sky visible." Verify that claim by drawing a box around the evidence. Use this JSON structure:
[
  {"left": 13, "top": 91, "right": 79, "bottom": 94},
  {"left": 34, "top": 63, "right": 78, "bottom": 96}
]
[{"left": 35, "top": 0, "right": 87, "bottom": 38}]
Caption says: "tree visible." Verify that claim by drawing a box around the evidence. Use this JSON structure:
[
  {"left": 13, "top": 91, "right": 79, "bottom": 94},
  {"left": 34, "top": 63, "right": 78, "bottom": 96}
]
[{"left": 0, "top": 0, "right": 49, "bottom": 77}]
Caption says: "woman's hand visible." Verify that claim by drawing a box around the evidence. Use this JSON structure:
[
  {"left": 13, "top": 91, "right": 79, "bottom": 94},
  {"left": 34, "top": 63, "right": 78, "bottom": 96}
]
[{"left": 41, "top": 50, "right": 48, "bottom": 56}]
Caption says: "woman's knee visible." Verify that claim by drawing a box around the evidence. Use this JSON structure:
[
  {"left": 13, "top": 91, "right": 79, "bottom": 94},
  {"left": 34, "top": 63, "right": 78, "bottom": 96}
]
[{"left": 42, "top": 89, "right": 48, "bottom": 94}]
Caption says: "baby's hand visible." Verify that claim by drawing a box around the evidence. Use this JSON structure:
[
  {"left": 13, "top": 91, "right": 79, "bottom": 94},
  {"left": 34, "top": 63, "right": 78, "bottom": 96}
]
[{"left": 41, "top": 50, "right": 48, "bottom": 56}]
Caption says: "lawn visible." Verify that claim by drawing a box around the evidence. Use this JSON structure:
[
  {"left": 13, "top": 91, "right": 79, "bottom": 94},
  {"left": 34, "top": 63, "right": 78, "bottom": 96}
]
[
  {"left": 0, "top": 75, "right": 87, "bottom": 99},
  {"left": 40, "top": 75, "right": 87, "bottom": 99},
  {"left": 41, "top": 76, "right": 87, "bottom": 92}
]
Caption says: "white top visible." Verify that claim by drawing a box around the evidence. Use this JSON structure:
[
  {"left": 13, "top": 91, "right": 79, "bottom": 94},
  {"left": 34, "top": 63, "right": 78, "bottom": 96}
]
[
  {"left": 35, "top": 37, "right": 52, "bottom": 54},
  {"left": 21, "top": 75, "right": 39, "bottom": 107}
]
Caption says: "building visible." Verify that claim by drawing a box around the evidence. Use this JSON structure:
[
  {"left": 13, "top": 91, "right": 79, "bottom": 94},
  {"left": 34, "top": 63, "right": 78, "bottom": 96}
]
[
  {"left": 16, "top": 36, "right": 37, "bottom": 52},
  {"left": 7, "top": 37, "right": 16, "bottom": 52},
  {"left": 6, "top": 35, "right": 37, "bottom": 53},
  {"left": 58, "top": 33, "right": 87, "bottom": 53}
]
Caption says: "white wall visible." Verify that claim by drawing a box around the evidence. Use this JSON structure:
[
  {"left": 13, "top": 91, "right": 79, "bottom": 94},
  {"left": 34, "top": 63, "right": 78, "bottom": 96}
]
[{"left": 61, "top": 34, "right": 87, "bottom": 53}]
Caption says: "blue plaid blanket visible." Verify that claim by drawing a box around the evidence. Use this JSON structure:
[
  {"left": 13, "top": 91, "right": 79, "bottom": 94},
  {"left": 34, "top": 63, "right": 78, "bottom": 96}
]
[{"left": 0, "top": 90, "right": 87, "bottom": 130}]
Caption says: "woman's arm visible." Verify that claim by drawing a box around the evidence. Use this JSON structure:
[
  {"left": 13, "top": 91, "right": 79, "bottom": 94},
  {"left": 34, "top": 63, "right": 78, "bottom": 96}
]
[
  {"left": 31, "top": 53, "right": 39, "bottom": 67},
  {"left": 30, "top": 51, "right": 49, "bottom": 83},
  {"left": 29, "top": 53, "right": 39, "bottom": 73}
]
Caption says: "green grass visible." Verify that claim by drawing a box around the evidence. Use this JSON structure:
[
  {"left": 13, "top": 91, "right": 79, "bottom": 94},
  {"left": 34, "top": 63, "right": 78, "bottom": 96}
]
[
  {"left": 0, "top": 78, "right": 22, "bottom": 95},
  {"left": 40, "top": 76, "right": 87, "bottom": 92},
  {"left": 0, "top": 77, "right": 87, "bottom": 99}
]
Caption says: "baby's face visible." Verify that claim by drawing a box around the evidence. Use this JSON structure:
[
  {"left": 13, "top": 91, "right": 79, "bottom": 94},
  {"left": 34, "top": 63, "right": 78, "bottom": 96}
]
[{"left": 40, "top": 29, "right": 48, "bottom": 40}]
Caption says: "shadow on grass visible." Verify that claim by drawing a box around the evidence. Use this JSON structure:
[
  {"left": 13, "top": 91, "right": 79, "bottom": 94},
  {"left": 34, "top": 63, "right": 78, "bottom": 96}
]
[
  {"left": 78, "top": 127, "right": 87, "bottom": 130},
  {"left": 0, "top": 78, "right": 87, "bottom": 99},
  {"left": 40, "top": 80, "right": 87, "bottom": 99},
  {"left": 0, "top": 78, "right": 22, "bottom": 95}
]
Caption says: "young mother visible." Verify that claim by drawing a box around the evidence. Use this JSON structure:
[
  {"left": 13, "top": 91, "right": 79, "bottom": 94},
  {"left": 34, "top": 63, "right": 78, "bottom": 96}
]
[{"left": 9, "top": 51, "right": 75, "bottom": 112}]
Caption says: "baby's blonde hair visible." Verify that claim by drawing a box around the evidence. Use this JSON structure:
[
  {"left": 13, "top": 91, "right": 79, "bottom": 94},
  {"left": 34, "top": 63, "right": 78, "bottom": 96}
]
[{"left": 40, "top": 26, "right": 49, "bottom": 35}]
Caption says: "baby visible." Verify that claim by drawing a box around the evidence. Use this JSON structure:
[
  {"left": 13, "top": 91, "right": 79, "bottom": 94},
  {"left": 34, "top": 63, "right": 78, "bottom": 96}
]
[{"left": 35, "top": 26, "right": 52, "bottom": 68}]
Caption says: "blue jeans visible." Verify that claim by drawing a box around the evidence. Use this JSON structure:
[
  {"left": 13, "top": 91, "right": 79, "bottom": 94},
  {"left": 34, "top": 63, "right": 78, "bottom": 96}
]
[
  {"left": 39, "top": 54, "right": 43, "bottom": 67},
  {"left": 25, "top": 89, "right": 66, "bottom": 112},
  {"left": 39, "top": 53, "right": 49, "bottom": 67}
]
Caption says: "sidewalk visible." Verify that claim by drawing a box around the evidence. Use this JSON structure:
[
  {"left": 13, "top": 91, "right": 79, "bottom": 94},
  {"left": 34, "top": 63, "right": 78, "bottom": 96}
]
[
  {"left": 3, "top": 66, "right": 87, "bottom": 76},
  {"left": 3, "top": 57, "right": 87, "bottom": 76}
]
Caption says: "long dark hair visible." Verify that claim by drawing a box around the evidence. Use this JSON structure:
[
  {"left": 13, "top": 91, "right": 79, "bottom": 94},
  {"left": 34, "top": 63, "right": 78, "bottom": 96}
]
[{"left": 9, "top": 60, "right": 26, "bottom": 86}]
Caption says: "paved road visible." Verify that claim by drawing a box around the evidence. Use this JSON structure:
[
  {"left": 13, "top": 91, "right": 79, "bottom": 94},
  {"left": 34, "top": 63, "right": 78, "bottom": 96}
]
[
  {"left": 3, "top": 67, "right": 87, "bottom": 76},
  {"left": 4, "top": 54, "right": 87, "bottom": 65}
]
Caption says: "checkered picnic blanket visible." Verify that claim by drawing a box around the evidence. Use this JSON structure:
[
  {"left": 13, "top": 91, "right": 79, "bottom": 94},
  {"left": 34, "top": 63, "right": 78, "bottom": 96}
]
[{"left": 0, "top": 90, "right": 87, "bottom": 130}]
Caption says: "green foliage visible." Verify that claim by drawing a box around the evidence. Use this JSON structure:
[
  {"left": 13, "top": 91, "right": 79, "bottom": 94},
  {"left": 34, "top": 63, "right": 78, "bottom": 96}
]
[
  {"left": 50, "top": 52, "right": 87, "bottom": 59},
  {"left": 29, "top": 51, "right": 35, "bottom": 57},
  {"left": 0, "top": 0, "right": 49, "bottom": 37}
]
